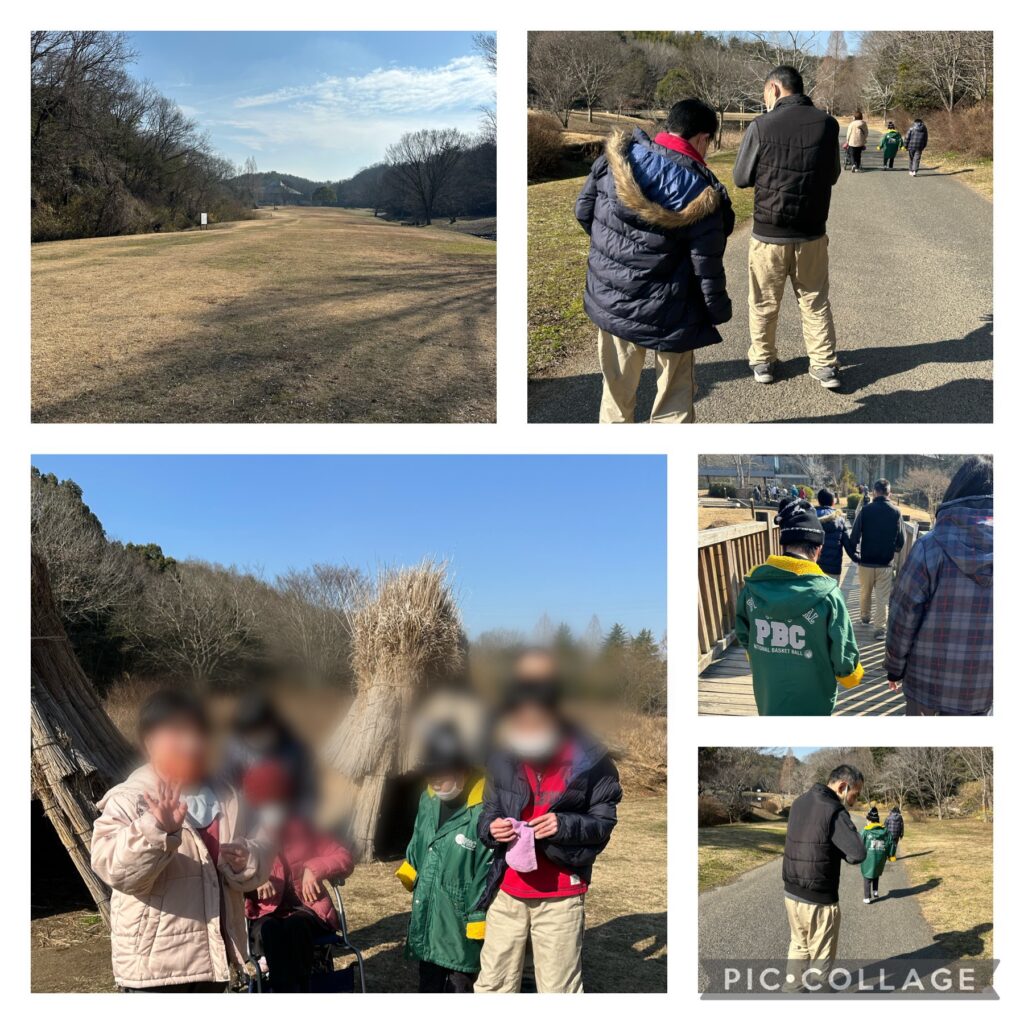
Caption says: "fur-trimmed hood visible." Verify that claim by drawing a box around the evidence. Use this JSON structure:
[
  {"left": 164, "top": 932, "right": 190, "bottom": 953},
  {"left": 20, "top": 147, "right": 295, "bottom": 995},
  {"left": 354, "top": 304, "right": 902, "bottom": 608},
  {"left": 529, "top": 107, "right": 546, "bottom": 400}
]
[{"left": 605, "top": 129, "right": 721, "bottom": 230}]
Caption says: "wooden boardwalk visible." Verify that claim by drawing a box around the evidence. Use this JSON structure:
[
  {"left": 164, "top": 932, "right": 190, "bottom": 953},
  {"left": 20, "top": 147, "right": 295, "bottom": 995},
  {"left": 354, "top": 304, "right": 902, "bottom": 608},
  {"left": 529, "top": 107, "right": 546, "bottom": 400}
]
[{"left": 698, "top": 562, "right": 906, "bottom": 716}]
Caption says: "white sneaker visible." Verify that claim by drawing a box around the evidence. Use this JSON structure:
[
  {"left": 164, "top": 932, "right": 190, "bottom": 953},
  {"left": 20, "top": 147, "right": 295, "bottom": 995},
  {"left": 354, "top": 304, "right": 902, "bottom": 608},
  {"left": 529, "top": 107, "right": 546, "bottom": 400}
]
[{"left": 863, "top": 898, "right": 872, "bottom": 904}]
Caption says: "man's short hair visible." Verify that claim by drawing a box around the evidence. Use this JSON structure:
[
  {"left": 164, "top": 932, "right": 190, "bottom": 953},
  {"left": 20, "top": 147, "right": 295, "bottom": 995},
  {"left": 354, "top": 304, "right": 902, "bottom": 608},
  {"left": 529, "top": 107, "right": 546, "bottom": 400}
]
[
  {"left": 817, "top": 488, "right": 835, "bottom": 507},
  {"left": 766, "top": 65, "right": 804, "bottom": 96},
  {"left": 874, "top": 479, "right": 891, "bottom": 496},
  {"left": 827, "top": 764, "right": 864, "bottom": 787},
  {"left": 665, "top": 98, "right": 718, "bottom": 141}
]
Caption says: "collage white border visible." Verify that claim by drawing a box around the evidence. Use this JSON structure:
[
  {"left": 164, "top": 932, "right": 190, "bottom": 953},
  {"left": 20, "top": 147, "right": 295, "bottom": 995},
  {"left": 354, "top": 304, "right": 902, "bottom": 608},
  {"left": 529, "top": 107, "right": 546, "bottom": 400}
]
[{"left": 3, "top": 1, "right": 1013, "bottom": 1014}]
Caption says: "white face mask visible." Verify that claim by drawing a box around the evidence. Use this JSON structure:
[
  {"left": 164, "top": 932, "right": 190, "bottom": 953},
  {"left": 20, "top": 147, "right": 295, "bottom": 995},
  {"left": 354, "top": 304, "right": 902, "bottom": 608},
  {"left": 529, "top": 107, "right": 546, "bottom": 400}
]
[
  {"left": 433, "top": 782, "right": 463, "bottom": 803},
  {"left": 508, "top": 729, "right": 560, "bottom": 762},
  {"left": 184, "top": 786, "right": 221, "bottom": 828}
]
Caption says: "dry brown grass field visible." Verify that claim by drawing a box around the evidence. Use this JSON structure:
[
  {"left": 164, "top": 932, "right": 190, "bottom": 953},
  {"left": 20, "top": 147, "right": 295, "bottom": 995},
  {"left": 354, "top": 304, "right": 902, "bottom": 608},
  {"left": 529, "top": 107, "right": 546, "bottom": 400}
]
[{"left": 32, "top": 207, "right": 496, "bottom": 423}]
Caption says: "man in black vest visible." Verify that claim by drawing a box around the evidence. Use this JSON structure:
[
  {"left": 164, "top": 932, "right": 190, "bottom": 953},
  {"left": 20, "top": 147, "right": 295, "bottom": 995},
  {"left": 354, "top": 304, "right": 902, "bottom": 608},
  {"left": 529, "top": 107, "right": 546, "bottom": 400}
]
[
  {"left": 849, "top": 478, "right": 905, "bottom": 640},
  {"left": 733, "top": 66, "right": 842, "bottom": 390},
  {"left": 782, "top": 764, "right": 865, "bottom": 990}
]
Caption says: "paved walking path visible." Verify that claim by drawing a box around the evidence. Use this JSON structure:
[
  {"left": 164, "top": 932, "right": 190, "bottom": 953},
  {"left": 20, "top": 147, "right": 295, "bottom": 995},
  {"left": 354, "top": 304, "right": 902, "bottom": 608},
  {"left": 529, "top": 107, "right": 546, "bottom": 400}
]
[
  {"left": 698, "top": 815, "right": 937, "bottom": 992},
  {"left": 529, "top": 129, "right": 992, "bottom": 423}
]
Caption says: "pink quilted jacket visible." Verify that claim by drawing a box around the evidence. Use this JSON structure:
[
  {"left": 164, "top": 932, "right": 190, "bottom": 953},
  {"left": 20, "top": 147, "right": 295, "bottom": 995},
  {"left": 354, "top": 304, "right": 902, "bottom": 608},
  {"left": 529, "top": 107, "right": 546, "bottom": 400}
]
[
  {"left": 245, "top": 818, "right": 353, "bottom": 929},
  {"left": 91, "top": 765, "right": 271, "bottom": 990}
]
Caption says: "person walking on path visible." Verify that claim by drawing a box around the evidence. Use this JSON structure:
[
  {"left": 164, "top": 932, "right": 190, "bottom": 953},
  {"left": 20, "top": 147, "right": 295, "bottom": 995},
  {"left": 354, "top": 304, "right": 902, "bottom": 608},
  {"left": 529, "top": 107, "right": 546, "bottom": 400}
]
[
  {"left": 860, "top": 807, "right": 897, "bottom": 903},
  {"left": 905, "top": 117, "right": 929, "bottom": 177},
  {"left": 886, "top": 456, "right": 993, "bottom": 715},
  {"left": 814, "top": 488, "right": 859, "bottom": 580},
  {"left": 734, "top": 498, "right": 864, "bottom": 716},
  {"left": 782, "top": 765, "right": 866, "bottom": 990},
  {"left": 878, "top": 122, "right": 904, "bottom": 169},
  {"left": 575, "top": 98, "right": 734, "bottom": 424},
  {"left": 732, "top": 66, "right": 843, "bottom": 391},
  {"left": 475, "top": 650, "right": 622, "bottom": 992},
  {"left": 884, "top": 806, "right": 905, "bottom": 858},
  {"left": 846, "top": 111, "right": 869, "bottom": 172},
  {"left": 849, "top": 479, "right": 905, "bottom": 640}
]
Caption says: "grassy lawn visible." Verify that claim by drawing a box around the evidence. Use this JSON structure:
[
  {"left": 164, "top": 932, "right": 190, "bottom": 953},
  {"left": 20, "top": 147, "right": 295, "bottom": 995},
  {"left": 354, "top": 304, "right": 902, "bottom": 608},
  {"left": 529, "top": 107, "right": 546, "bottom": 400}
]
[
  {"left": 527, "top": 145, "right": 750, "bottom": 377},
  {"left": 930, "top": 152, "right": 993, "bottom": 200},
  {"left": 32, "top": 206, "right": 496, "bottom": 423},
  {"left": 32, "top": 793, "right": 666, "bottom": 993},
  {"left": 900, "top": 818, "right": 994, "bottom": 959},
  {"left": 698, "top": 821, "right": 787, "bottom": 892}
]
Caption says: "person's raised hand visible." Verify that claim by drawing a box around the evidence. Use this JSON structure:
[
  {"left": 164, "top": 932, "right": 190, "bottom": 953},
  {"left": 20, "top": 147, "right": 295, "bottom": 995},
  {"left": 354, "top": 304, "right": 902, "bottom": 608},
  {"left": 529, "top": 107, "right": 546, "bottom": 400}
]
[
  {"left": 143, "top": 779, "right": 186, "bottom": 835},
  {"left": 301, "top": 868, "right": 322, "bottom": 904},
  {"left": 528, "top": 812, "right": 559, "bottom": 840},
  {"left": 489, "top": 818, "right": 516, "bottom": 843},
  {"left": 219, "top": 842, "right": 250, "bottom": 873}
]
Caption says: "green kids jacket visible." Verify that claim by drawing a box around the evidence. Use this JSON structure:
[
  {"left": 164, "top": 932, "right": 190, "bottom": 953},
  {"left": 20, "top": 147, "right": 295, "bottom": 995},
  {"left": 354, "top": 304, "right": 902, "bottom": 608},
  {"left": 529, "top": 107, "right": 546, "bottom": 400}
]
[
  {"left": 860, "top": 822, "right": 897, "bottom": 879},
  {"left": 878, "top": 129, "right": 904, "bottom": 158},
  {"left": 735, "top": 555, "right": 864, "bottom": 716},
  {"left": 396, "top": 778, "right": 493, "bottom": 973}
]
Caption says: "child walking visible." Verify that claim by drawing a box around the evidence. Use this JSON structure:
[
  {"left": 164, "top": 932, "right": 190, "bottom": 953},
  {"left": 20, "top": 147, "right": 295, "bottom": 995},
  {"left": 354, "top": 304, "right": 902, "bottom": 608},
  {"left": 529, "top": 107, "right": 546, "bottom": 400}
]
[
  {"left": 860, "top": 806, "right": 897, "bottom": 903},
  {"left": 884, "top": 806, "right": 905, "bottom": 857},
  {"left": 91, "top": 689, "right": 270, "bottom": 991},
  {"left": 877, "top": 122, "right": 904, "bottom": 169},
  {"left": 397, "top": 721, "right": 493, "bottom": 993}
]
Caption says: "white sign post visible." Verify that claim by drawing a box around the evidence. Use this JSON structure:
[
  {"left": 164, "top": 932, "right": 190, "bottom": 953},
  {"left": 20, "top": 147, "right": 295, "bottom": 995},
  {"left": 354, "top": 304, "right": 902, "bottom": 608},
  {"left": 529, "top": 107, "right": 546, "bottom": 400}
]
[{"left": 200, "top": 212, "right": 208, "bottom": 230}]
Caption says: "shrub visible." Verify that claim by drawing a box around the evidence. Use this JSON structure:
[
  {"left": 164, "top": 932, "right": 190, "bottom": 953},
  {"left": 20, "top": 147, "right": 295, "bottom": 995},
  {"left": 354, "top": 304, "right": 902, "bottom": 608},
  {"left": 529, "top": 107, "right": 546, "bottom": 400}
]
[
  {"left": 527, "top": 112, "right": 566, "bottom": 180},
  {"left": 891, "top": 103, "right": 993, "bottom": 160},
  {"left": 708, "top": 484, "right": 738, "bottom": 499},
  {"left": 847, "top": 493, "right": 862, "bottom": 511},
  {"left": 698, "top": 794, "right": 730, "bottom": 827}
]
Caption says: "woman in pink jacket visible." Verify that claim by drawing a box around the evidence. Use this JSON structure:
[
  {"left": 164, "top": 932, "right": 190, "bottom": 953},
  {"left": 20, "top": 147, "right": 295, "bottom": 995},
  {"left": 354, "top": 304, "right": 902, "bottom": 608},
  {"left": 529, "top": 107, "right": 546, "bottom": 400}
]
[{"left": 242, "top": 760, "right": 354, "bottom": 992}]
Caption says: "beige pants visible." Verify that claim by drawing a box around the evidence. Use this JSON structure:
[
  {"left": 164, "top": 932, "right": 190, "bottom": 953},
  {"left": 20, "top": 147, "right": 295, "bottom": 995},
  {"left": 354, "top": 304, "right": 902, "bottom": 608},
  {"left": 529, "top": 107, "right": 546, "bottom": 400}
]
[
  {"left": 597, "top": 329, "right": 695, "bottom": 423},
  {"left": 858, "top": 565, "right": 893, "bottom": 629},
  {"left": 474, "top": 890, "right": 585, "bottom": 993},
  {"left": 784, "top": 897, "right": 841, "bottom": 990},
  {"left": 747, "top": 236, "right": 838, "bottom": 369}
]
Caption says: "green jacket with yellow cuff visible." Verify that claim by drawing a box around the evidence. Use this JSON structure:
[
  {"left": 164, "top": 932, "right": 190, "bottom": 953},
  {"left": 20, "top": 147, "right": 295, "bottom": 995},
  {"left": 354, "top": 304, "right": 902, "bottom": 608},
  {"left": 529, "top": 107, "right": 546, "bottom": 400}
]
[
  {"left": 396, "top": 777, "right": 493, "bottom": 973},
  {"left": 860, "top": 821, "right": 897, "bottom": 879},
  {"left": 735, "top": 554, "right": 864, "bottom": 716}
]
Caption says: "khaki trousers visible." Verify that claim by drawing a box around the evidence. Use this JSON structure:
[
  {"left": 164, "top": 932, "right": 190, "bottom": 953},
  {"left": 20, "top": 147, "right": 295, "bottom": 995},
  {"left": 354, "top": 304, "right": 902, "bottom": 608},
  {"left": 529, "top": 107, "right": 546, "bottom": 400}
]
[
  {"left": 747, "top": 236, "right": 838, "bottom": 369},
  {"left": 858, "top": 565, "right": 893, "bottom": 629},
  {"left": 784, "top": 897, "right": 841, "bottom": 990},
  {"left": 474, "top": 890, "right": 585, "bottom": 993},
  {"left": 597, "top": 329, "right": 695, "bottom": 423}
]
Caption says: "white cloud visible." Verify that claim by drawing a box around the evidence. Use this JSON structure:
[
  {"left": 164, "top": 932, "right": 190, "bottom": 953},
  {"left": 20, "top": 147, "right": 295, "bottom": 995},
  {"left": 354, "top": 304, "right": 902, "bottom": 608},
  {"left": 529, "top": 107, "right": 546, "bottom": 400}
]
[{"left": 234, "top": 55, "right": 493, "bottom": 114}]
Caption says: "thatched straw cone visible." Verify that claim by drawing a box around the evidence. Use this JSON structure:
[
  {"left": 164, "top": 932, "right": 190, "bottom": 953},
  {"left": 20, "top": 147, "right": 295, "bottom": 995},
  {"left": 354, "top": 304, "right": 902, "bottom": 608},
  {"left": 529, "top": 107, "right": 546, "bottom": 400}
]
[
  {"left": 323, "top": 562, "right": 465, "bottom": 859},
  {"left": 31, "top": 553, "right": 135, "bottom": 925}
]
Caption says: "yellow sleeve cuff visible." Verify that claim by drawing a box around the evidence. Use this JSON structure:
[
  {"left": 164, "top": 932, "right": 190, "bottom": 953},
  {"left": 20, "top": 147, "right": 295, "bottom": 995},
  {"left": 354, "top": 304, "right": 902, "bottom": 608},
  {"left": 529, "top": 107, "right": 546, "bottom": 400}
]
[
  {"left": 837, "top": 663, "right": 865, "bottom": 689},
  {"left": 466, "top": 921, "right": 486, "bottom": 940},
  {"left": 395, "top": 860, "right": 417, "bottom": 891}
]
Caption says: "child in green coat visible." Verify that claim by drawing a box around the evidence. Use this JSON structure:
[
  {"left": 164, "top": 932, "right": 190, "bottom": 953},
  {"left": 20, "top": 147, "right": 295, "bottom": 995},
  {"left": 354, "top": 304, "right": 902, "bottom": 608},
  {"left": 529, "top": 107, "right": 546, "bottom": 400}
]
[
  {"left": 878, "top": 122, "right": 904, "bottom": 170},
  {"left": 396, "top": 721, "right": 493, "bottom": 992},
  {"left": 861, "top": 806, "right": 897, "bottom": 902}
]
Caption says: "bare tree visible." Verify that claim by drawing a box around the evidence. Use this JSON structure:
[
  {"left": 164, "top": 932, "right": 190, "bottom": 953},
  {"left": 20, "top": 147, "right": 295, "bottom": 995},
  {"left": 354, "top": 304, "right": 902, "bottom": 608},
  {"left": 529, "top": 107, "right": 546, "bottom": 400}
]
[
  {"left": 563, "top": 32, "right": 624, "bottom": 123},
  {"left": 528, "top": 32, "right": 581, "bottom": 127},
  {"left": 385, "top": 128, "right": 467, "bottom": 224},
  {"left": 243, "top": 156, "right": 260, "bottom": 208},
  {"left": 955, "top": 747, "right": 993, "bottom": 821},
  {"left": 901, "top": 466, "right": 952, "bottom": 511},
  {"left": 474, "top": 33, "right": 497, "bottom": 142},
  {"left": 748, "top": 31, "right": 820, "bottom": 94},
  {"left": 689, "top": 36, "right": 746, "bottom": 149}
]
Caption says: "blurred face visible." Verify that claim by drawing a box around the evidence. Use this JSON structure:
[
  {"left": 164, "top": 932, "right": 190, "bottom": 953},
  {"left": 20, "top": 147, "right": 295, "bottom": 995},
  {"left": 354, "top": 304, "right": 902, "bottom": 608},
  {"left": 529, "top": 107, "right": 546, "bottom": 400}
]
[
  {"left": 503, "top": 702, "right": 561, "bottom": 763},
  {"left": 144, "top": 715, "right": 209, "bottom": 788},
  {"left": 428, "top": 772, "right": 467, "bottom": 802}
]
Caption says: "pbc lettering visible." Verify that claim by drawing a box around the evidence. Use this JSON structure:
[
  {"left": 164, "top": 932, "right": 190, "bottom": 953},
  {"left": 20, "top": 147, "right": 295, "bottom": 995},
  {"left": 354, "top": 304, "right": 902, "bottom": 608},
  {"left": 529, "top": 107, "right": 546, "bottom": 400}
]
[{"left": 754, "top": 619, "right": 806, "bottom": 650}]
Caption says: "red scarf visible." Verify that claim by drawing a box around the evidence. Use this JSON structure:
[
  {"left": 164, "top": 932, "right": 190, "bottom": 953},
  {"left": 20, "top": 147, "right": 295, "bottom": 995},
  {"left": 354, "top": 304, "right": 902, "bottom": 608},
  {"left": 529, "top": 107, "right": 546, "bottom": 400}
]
[{"left": 653, "top": 132, "right": 707, "bottom": 166}]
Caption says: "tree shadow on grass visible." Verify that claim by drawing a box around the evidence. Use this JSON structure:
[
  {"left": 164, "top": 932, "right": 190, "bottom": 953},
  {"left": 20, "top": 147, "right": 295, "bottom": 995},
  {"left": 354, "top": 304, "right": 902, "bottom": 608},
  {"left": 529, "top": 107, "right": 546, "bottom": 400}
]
[{"left": 33, "top": 261, "right": 496, "bottom": 424}]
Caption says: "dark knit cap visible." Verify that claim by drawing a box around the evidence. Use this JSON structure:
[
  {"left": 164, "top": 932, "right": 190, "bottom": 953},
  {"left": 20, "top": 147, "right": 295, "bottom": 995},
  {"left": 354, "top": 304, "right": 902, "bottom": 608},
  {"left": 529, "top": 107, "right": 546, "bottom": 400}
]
[
  {"left": 775, "top": 497, "right": 825, "bottom": 547},
  {"left": 867, "top": 806, "right": 880, "bottom": 823}
]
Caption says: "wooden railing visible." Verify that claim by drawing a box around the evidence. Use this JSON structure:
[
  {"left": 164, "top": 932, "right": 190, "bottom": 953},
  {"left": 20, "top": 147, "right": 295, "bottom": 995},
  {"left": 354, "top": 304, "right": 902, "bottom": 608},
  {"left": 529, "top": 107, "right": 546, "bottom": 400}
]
[
  {"left": 698, "top": 515, "right": 780, "bottom": 672},
  {"left": 697, "top": 513, "right": 921, "bottom": 673}
]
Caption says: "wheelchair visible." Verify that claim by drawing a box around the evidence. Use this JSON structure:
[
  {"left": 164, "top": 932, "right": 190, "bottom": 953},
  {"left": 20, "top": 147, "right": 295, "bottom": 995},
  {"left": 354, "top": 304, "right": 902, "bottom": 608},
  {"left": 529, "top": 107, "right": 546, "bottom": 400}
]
[{"left": 244, "top": 880, "right": 367, "bottom": 993}]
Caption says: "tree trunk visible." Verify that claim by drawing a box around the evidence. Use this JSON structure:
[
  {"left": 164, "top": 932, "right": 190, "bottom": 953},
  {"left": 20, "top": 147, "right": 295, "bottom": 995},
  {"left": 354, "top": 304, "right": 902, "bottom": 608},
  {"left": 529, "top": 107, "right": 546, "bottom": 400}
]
[{"left": 31, "top": 553, "right": 135, "bottom": 926}]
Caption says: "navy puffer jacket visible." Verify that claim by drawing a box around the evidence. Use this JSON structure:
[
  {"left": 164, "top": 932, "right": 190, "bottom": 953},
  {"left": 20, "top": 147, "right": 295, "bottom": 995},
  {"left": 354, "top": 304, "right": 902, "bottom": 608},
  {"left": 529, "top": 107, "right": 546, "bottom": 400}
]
[
  {"left": 575, "top": 128, "right": 734, "bottom": 352},
  {"left": 475, "top": 730, "right": 622, "bottom": 910}
]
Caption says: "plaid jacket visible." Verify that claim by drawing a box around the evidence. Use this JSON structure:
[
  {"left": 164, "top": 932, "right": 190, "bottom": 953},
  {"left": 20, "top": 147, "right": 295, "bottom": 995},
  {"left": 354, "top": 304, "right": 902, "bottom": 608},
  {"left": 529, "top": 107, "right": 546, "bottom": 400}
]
[{"left": 885, "top": 497, "right": 992, "bottom": 714}]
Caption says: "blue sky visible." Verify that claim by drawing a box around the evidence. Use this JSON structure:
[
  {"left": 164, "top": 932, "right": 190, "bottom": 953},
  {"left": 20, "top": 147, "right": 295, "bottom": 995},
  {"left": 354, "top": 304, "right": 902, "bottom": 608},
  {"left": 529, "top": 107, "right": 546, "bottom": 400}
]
[
  {"left": 127, "top": 32, "right": 494, "bottom": 180},
  {"left": 32, "top": 455, "right": 666, "bottom": 641}
]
